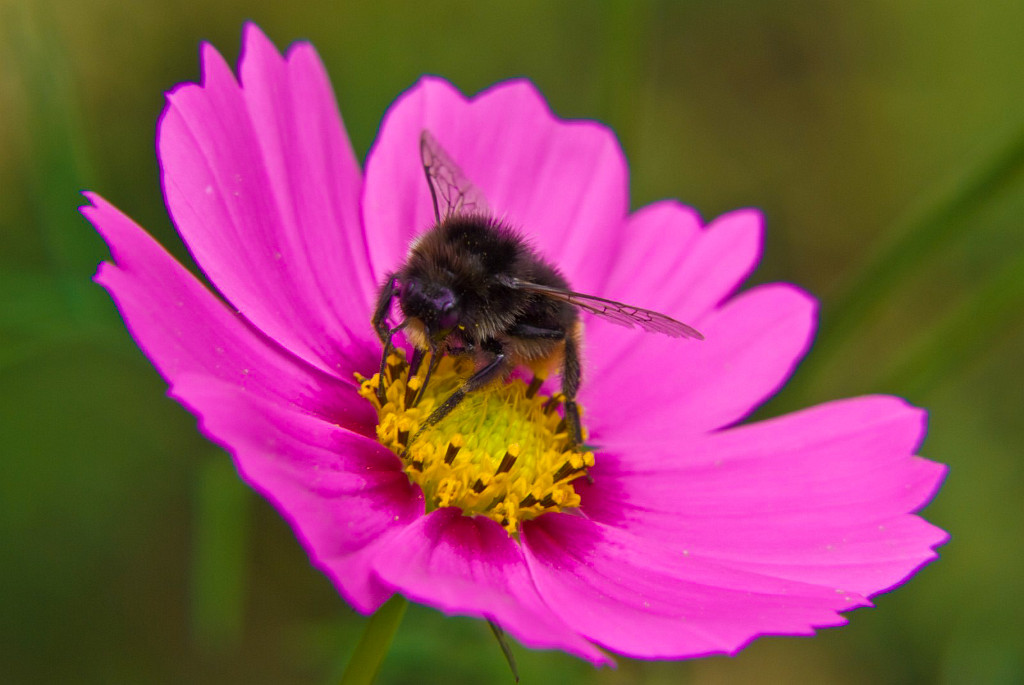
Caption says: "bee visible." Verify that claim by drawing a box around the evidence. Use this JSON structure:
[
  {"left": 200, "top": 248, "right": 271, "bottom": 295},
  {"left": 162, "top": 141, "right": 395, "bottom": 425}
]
[{"left": 372, "top": 130, "right": 703, "bottom": 448}]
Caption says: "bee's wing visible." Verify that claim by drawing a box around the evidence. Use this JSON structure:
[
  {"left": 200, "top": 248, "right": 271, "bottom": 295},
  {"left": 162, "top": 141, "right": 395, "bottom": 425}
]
[
  {"left": 420, "top": 130, "right": 491, "bottom": 223},
  {"left": 511, "top": 280, "right": 705, "bottom": 340}
]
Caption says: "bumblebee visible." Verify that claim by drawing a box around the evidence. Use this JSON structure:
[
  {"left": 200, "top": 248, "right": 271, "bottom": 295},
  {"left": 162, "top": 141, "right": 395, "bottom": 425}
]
[{"left": 372, "top": 130, "right": 703, "bottom": 448}]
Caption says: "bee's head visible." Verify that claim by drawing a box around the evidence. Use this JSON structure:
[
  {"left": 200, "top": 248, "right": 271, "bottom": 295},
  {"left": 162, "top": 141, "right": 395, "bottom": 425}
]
[{"left": 398, "top": 277, "right": 460, "bottom": 341}]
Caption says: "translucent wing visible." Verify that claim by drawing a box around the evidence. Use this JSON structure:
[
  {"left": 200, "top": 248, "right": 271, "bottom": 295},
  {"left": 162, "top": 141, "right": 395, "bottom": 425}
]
[
  {"left": 511, "top": 280, "right": 705, "bottom": 340},
  {"left": 420, "top": 129, "right": 491, "bottom": 223}
]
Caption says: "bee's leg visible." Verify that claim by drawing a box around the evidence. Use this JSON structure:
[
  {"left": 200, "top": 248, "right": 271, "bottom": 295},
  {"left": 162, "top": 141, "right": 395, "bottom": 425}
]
[
  {"left": 372, "top": 273, "right": 397, "bottom": 344},
  {"left": 425, "top": 349, "right": 508, "bottom": 429},
  {"left": 371, "top": 274, "right": 398, "bottom": 403},
  {"left": 411, "top": 345, "right": 440, "bottom": 408},
  {"left": 561, "top": 332, "right": 583, "bottom": 448},
  {"left": 375, "top": 321, "right": 407, "bottom": 404},
  {"left": 525, "top": 375, "right": 545, "bottom": 399},
  {"left": 507, "top": 322, "right": 581, "bottom": 445},
  {"left": 407, "top": 346, "right": 425, "bottom": 377},
  {"left": 404, "top": 343, "right": 509, "bottom": 453}
]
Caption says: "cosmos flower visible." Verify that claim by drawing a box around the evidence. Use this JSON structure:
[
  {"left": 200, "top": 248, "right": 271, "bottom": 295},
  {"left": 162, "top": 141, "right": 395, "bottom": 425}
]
[{"left": 81, "top": 24, "right": 947, "bottom": 665}]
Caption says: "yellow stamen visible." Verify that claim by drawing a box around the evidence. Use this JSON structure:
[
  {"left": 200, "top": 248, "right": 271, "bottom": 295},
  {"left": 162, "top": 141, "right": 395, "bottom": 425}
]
[{"left": 356, "top": 350, "right": 594, "bottom": 534}]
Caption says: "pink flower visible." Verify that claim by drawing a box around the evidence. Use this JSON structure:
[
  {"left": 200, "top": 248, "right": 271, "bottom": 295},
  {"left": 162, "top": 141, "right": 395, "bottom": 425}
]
[{"left": 81, "top": 24, "right": 947, "bottom": 665}]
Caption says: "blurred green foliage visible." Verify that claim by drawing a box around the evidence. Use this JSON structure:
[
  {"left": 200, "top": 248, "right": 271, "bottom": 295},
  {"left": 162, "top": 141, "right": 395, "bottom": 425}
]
[{"left": 2, "top": 0, "right": 1022, "bottom": 683}]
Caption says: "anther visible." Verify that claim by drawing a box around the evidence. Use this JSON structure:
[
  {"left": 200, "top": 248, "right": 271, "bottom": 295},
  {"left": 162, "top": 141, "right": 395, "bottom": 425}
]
[
  {"left": 551, "top": 462, "right": 576, "bottom": 483},
  {"left": 404, "top": 377, "right": 421, "bottom": 408},
  {"left": 444, "top": 439, "right": 462, "bottom": 465},
  {"left": 543, "top": 395, "right": 563, "bottom": 415},
  {"left": 496, "top": 443, "right": 520, "bottom": 474}
]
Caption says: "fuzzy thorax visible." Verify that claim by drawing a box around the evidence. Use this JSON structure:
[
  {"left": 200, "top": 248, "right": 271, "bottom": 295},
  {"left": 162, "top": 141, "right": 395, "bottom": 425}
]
[{"left": 357, "top": 350, "right": 594, "bottom": 534}]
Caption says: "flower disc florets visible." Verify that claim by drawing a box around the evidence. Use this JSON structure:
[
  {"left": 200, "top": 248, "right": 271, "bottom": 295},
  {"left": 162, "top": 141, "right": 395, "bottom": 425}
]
[{"left": 357, "top": 350, "right": 594, "bottom": 534}]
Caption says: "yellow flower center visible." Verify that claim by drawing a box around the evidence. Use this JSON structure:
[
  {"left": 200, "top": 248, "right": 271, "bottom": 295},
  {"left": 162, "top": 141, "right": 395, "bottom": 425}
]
[{"left": 356, "top": 350, "right": 594, "bottom": 534}]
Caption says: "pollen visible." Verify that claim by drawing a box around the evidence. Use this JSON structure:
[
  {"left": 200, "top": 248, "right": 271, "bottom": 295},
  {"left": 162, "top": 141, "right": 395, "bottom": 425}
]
[{"left": 356, "top": 350, "right": 594, "bottom": 534}]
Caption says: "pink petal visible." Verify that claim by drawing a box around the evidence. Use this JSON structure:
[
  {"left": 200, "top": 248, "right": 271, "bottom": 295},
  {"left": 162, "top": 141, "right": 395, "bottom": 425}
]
[
  {"left": 372, "top": 508, "right": 612, "bottom": 665},
  {"left": 579, "top": 396, "right": 948, "bottom": 596},
  {"left": 169, "top": 374, "right": 422, "bottom": 613},
  {"left": 523, "top": 514, "right": 860, "bottom": 659},
  {"left": 81, "top": 193, "right": 374, "bottom": 432},
  {"left": 584, "top": 204, "right": 763, "bottom": 373},
  {"left": 583, "top": 283, "right": 817, "bottom": 438},
  {"left": 159, "top": 25, "right": 377, "bottom": 377},
  {"left": 362, "top": 77, "right": 628, "bottom": 294}
]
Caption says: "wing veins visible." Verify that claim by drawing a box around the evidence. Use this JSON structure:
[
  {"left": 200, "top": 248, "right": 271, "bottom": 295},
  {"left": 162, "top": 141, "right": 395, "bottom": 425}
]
[
  {"left": 511, "top": 280, "right": 704, "bottom": 340},
  {"left": 420, "top": 130, "right": 490, "bottom": 222}
]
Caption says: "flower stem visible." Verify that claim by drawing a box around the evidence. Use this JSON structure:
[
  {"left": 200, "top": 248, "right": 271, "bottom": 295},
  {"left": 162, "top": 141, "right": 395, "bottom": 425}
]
[
  {"left": 340, "top": 595, "right": 408, "bottom": 685},
  {"left": 191, "top": 456, "right": 250, "bottom": 652},
  {"left": 487, "top": 619, "right": 520, "bottom": 683}
]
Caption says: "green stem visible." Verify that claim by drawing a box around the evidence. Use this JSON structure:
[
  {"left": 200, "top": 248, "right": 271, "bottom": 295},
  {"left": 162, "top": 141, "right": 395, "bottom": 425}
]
[
  {"left": 191, "top": 456, "right": 250, "bottom": 652},
  {"left": 340, "top": 595, "right": 408, "bottom": 685}
]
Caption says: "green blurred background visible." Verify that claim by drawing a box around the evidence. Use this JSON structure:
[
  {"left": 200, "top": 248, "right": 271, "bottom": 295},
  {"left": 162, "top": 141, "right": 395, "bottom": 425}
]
[{"left": 2, "top": 1, "right": 1022, "bottom": 683}]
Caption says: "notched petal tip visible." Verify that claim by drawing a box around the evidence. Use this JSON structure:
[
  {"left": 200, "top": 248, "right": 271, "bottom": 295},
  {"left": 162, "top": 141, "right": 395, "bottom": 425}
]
[
  {"left": 242, "top": 20, "right": 272, "bottom": 48},
  {"left": 282, "top": 39, "right": 321, "bottom": 69},
  {"left": 198, "top": 39, "right": 237, "bottom": 91},
  {"left": 159, "top": 42, "right": 230, "bottom": 107},
  {"left": 78, "top": 189, "right": 100, "bottom": 209},
  {"left": 712, "top": 205, "right": 765, "bottom": 230},
  {"left": 80, "top": 193, "right": 118, "bottom": 281},
  {"left": 78, "top": 191, "right": 140, "bottom": 268},
  {"left": 239, "top": 21, "right": 299, "bottom": 82},
  {"left": 473, "top": 77, "right": 550, "bottom": 112},
  {"left": 913, "top": 458, "right": 948, "bottom": 511},
  {"left": 706, "top": 205, "right": 764, "bottom": 267}
]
